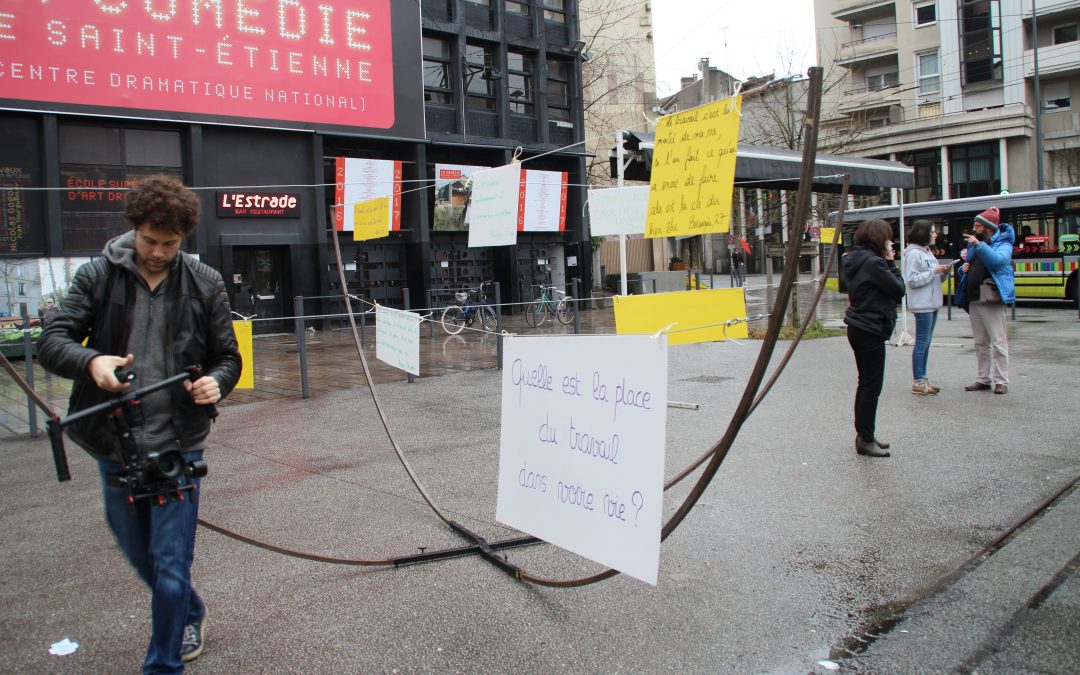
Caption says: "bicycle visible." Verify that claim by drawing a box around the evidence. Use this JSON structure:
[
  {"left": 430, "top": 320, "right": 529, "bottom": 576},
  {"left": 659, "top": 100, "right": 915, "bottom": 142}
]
[
  {"left": 525, "top": 285, "right": 575, "bottom": 328},
  {"left": 440, "top": 281, "right": 497, "bottom": 335}
]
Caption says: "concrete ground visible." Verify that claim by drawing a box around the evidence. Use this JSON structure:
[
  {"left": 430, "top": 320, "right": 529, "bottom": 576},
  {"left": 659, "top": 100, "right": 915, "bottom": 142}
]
[{"left": 1, "top": 282, "right": 1077, "bottom": 673}]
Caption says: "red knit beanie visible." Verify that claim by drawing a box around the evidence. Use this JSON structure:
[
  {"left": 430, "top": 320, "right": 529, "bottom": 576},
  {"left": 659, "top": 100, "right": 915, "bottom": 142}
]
[{"left": 974, "top": 206, "right": 1000, "bottom": 231}]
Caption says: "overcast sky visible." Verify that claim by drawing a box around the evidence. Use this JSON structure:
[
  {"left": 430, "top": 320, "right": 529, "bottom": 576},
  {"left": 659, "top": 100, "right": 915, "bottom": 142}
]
[{"left": 652, "top": 0, "right": 817, "bottom": 97}]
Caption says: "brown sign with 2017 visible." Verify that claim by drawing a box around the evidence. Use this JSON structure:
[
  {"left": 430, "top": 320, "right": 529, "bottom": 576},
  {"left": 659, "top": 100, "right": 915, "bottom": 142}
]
[{"left": 216, "top": 192, "right": 301, "bottom": 218}]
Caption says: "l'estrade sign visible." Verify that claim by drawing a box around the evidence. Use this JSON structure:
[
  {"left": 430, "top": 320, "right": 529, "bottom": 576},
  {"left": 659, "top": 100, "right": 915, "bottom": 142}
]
[{"left": 0, "top": 1, "right": 424, "bottom": 138}]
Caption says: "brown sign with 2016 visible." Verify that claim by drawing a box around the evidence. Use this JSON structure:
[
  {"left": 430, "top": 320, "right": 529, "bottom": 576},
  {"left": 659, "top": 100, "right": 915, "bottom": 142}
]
[{"left": 217, "top": 192, "right": 301, "bottom": 218}]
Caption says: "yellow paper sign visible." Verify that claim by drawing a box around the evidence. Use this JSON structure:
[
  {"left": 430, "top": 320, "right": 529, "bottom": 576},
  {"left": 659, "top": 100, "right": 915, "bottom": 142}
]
[
  {"left": 232, "top": 320, "right": 254, "bottom": 389},
  {"left": 613, "top": 289, "right": 748, "bottom": 345},
  {"left": 353, "top": 197, "right": 390, "bottom": 241},
  {"left": 819, "top": 227, "right": 839, "bottom": 244},
  {"left": 645, "top": 96, "right": 742, "bottom": 239}
]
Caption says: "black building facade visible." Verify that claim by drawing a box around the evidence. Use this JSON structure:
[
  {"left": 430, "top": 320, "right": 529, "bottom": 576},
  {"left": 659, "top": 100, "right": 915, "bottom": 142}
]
[{"left": 0, "top": 1, "right": 589, "bottom": 332}]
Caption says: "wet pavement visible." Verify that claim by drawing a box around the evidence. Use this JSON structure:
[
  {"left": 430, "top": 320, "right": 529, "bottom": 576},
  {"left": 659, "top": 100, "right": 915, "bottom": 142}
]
[
  {"left": 1, "top": 274, "right": 850, "bottom": 436},
  {"left": 1, "top": 275, "right": 1077, "bottom": 673}
]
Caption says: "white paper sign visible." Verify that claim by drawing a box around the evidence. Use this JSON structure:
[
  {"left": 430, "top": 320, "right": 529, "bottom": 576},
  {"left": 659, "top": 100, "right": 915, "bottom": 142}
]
[
  {"left": 588, "top": 186, "right": 650, "bottom": 236},
  {"left": 468, "top": 163, "right": 521, "bottom": 248},
  {"left": 375, "top": 305, "right": 422, "bottom": 376},
  {"left": 496, "top": 334, "right": 668, "bottom": 584},
  {"left": 520, "top": 169, "right": 568, "bottom": 232},
  {"left": 335, "top": 158, "right": 400, "bottom": 233}
]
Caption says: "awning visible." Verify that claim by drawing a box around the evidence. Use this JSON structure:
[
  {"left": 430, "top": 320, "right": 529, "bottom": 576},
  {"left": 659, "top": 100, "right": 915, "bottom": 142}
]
[{"left": 609, "top": 132, "right": 914, "bottom": 195}]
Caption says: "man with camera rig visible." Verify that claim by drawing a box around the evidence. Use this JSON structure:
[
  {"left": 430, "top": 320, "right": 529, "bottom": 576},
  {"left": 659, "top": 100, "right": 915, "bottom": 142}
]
[{"left": 38, "top": 175, "right": 241, "bottom": 673}]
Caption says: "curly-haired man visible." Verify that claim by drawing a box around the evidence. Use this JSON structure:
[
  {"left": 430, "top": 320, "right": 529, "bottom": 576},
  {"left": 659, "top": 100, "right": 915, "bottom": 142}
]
[{"left": 39, "top": 174, "right": 241, "bottom": 673}]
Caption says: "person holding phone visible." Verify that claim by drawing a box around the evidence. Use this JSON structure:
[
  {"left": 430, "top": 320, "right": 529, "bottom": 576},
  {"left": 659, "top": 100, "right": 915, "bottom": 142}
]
[
  {"left": 955, "top": 207, "right": 1015, "bottom": 394},
  {"left": 902, "top": 220, "right": 951, "bottom": 395},
  {"left": 842, "top": 219, "right": 906, "bottom": 458}
]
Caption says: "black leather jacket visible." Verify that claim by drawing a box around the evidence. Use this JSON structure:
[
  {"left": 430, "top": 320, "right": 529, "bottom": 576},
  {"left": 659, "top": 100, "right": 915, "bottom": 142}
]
[{"left": 38, "top": 252, "right": 242, "bottom": 460}]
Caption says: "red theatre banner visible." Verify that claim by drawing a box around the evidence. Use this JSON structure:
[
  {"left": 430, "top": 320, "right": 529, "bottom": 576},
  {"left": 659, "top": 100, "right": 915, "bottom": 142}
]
[{"left": 0, "top": 1, "right": 424, "bottom": 137}]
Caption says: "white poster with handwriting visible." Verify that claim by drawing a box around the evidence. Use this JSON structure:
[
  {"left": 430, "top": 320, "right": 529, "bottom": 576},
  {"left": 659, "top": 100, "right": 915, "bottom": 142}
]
[
  {"left": 587, "top": 186, "right": 650, "bottom": 236},
  {"left": 496, "top": 334, "right": 668, "bottom": 584},
  {"left": 375, "top": 305, "right": 422, "bottom": 376},
  {"left": 468, "top": 163, "right": 521, "bottom": 248}
]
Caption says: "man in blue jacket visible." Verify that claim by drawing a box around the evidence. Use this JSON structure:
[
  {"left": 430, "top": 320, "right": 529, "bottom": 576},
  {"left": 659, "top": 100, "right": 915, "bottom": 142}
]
[{"left": 956, "top": 206, "right": 1015, "bottom": 394}]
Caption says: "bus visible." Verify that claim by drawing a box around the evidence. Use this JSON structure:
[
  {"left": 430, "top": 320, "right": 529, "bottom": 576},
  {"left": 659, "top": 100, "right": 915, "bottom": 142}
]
[{"left": 838, "top": 187, "right": 1080, "bottom": 308}]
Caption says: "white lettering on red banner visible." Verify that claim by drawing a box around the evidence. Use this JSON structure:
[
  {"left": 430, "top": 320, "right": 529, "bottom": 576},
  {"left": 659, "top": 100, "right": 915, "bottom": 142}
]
[{"left": 0, "top": 1, "right": 396, "bottom": 129}]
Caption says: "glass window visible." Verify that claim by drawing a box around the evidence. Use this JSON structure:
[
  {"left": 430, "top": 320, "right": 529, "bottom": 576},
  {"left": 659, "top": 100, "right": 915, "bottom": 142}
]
[
  {"left": 1053, "top": 24, "right": 1077, "bottom": 44},
  {"left": 917, "top": 50, "right": 940, "bottom": 95},
  {"left": 949, "top": 142, "right": 1000, "bottom": 198},
  {"left": 1043, "top": 81, "right": 1071, "bottom": 111},
  {"left": 959, "top": 0, "right": 1001, "bottom": 85},
  {"left": 423, "top": 37, "right": 452, "bottom": 105},
  {"left": 465, "top": 43, "right": 496, "bottom": 111},
  {"left": 914, "top": 2, "right": 936, "bottom": 26},
  {"left": 505, "top": 0, "right": 530, "bottom": 15},
  {"left": 546, "top": 58, "right": 571, "bottom": 121},
  {"left": 866, "top": 72, "right": 899, "bottom": 91},
  {"left": 542, "top": 0, "right": 566, "bottom": 23},
  {"left": 507, "top": 50, "right": 534, "bottom": 115},
  {"left": 59, "top": 124, "right": 184, "bottom": 252}
]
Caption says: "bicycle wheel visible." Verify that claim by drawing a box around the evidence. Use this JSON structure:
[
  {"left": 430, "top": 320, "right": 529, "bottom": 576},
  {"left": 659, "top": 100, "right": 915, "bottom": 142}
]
[
  {"left": 480, "top": 305, "right": 498, "bottom": 332},
  {"left": 441, "top": 305, "right": 466, "bottom": 335},
  {"left": 525, "top": 301, "right": 546, "bottom": 327},
  {"left": 556, "top": 298, "right": 575, "bottom": 325}
]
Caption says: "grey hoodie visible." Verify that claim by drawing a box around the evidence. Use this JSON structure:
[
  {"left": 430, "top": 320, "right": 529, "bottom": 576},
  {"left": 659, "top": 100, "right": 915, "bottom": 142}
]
[
  {"left": 104, "top": 231, "right": 206, "bottom": 455},
  {"left": 901, "top": 244, "right": 946, "bottom": 313}
]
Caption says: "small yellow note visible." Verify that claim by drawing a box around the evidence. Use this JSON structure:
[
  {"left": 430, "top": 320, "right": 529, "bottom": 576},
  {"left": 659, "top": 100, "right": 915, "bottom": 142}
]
[
  {"left": 645, "top": 96, "right": 742, "bottom": 239},
  {"left": 353, "top": 197, "right": 390, "bottom": 241}
]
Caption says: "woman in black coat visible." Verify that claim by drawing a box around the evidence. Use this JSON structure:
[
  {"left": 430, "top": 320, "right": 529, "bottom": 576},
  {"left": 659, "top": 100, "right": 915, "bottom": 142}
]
[{"left": 842, "top": 219, "right": 906, "bottom": 458}]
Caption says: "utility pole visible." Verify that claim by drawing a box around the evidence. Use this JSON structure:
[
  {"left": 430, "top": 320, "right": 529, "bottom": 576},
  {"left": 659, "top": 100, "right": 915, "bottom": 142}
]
[{"left": 1033, "top": 0, "right": 1045, "bottom": 190}]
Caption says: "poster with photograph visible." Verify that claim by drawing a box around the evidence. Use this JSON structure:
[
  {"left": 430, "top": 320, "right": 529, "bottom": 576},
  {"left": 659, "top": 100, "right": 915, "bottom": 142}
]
[{"left": 433, "top": 164, "right": 489, "bottom": 232}]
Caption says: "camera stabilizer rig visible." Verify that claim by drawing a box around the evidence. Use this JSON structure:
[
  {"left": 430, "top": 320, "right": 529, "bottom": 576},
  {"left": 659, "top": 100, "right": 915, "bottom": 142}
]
[{"left": 46, "top": 366, "right": 216, "bottom": 506}]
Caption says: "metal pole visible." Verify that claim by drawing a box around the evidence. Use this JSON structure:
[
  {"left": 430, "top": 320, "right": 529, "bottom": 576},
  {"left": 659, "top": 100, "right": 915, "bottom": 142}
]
[
  {"left": 360, "top": 293, "right": 367, "bottom": 347},
  {"left": 22, "top": 315, "right": 38, "bottom": 438},
  {"left": 495, "top": 283, "right": 504, "bottom": 370},
  {"left": 1033, "top": 0, "right": 1045, "bottom": 190},
  {"left": 617, "top": 130, "right": 629, "bottom": 296},
  {"left": 428, "top": 289, "right": 435, "bottom": 338},
  {"left": 572, "top": 278, "right": 580, "bottom": 334},
  {"left": 294, "top": 296, "right": 310, "bottom": 399},
  {"left": 404, "top": 288, "right": 414, "bottom": 384}
]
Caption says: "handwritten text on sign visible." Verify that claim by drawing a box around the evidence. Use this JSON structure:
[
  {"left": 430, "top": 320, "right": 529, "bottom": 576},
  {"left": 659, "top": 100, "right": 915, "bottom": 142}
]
[
  {"left": 353, "top": 197, "right": 390, "bottom": 242},
  {"left": 588, "top": 185, "right": 650, "bottom": 236},
  {"left": 468, "top": 163, "right": 521, "bottom": 248},
  {"left": 645, "top": 96, "right": 742, "bottom": 239},
  {"left": 375, "top": 305, "right": 422, "bottom": 376},
  {"left": 496, "top": 335, "right": 668, "bottom": 584}
]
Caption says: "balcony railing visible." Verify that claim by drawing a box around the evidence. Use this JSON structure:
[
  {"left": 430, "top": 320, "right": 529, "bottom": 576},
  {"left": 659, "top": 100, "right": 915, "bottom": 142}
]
[{"left": 841, "top": 32, "right": 898, "bottom": 49}]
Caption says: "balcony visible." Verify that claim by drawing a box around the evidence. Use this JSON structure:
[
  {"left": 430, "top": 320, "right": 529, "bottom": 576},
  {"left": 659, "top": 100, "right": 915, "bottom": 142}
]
[
  {"left": 838, "top": 84, "right": 903, "bottom": 114},
  {"left": 1025, "top": 41, "right": 1080, "bottom": 78},
  {"left": 832, "top": 0, "right": 896, "bottom": 22},
  {"left": 1021, "top": 0, "right": 1080, "bottom": 19},
  {"left": 836, "top": 33, "right": 898, "bottom": 67}
]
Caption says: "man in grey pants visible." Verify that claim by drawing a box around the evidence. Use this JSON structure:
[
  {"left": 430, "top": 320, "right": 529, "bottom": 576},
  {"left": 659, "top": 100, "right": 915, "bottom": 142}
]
[{"left": 956, "top": 206, "right": 1015, "bottom": 395}]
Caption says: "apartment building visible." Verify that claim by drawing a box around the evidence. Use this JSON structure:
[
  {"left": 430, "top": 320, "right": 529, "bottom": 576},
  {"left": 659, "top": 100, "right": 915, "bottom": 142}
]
[{"left": 815, "top": 0, "right": 1080, "bottom": 203}]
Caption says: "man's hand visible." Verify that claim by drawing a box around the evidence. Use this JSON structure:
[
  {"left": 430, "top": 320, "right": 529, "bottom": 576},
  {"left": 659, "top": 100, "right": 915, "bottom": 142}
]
[
  {"left": 88, "top": 354, "right": 134, "bottom": 393},
  {"left": 964, "top": 233, "right": 979, "bottom": 246},
  {"left": 962, "top": 263, "right": 970, "bottom": 273},
  {"left": 935, "top": 264, "right": 950, "bottom": 274},
  {"left": 185, "top": 376, "right": 221, "bottom": 405}
]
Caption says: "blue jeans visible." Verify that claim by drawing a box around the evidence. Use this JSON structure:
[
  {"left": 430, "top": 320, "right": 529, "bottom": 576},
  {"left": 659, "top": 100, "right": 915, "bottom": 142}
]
[
  {"left": 912, "top": 310, "right": 939, "bottom": 381},
  {"left": 98, "top": 453, "right": 205, "bottom": 675}
]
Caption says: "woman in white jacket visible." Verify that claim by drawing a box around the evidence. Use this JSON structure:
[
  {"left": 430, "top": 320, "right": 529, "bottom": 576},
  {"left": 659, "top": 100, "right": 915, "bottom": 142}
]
[{"left": 902, "top": 220, "right": 951, "bottom": 395}]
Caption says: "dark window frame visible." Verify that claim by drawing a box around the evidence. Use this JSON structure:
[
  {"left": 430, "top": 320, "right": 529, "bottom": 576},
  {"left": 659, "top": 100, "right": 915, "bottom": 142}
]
[
  {"left": 959, "top": 0, "right": 1002, "bottom": 85},
  {"left": 948, "top": 141, "right": 1000, "bottom": 198},
  {"left": 542, "top": 0, "right": 566, "bottom": 23},
  {"left": 914, "top": 1, "right": 937, "bottom": 26},
  {"left": 465, "top": 42, "right": 497, "bottom": 112},
  {"left": 58, "top": 122, "right": 185, "bottom": 254},
  {"left": 546, "top": 58, "right": 572, "bottom": 122},
  {"left": 423, "top": 36, "right": 454, "bottom": 106},
  {"left": 507, "top": 49, "right": 535, "bottom": 115}
]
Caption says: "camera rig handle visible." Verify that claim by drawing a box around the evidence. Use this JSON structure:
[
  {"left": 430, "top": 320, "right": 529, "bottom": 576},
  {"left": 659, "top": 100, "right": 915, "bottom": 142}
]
[{"left": 45, "top": 366, "right": 208, "bottom": 483}]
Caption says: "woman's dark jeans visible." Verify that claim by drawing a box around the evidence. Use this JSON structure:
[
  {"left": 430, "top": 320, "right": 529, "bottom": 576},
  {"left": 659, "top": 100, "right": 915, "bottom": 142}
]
[{"left": 847, "top": 326, "right": 886, "bottom": 442}]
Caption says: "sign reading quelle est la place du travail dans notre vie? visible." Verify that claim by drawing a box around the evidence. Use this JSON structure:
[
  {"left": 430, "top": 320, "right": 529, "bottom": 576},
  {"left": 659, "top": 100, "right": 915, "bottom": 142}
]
[{"left": 0, "top": 1, "right": 425, "bottom": 138}]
